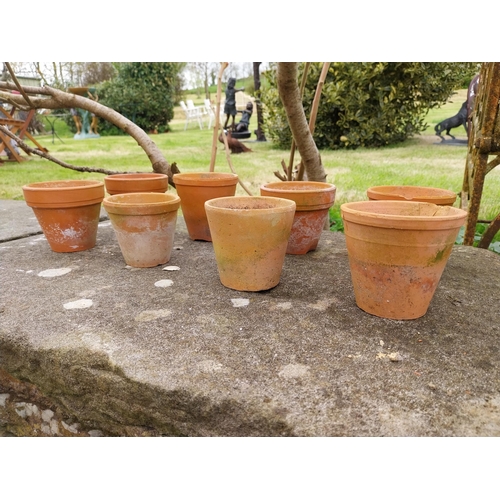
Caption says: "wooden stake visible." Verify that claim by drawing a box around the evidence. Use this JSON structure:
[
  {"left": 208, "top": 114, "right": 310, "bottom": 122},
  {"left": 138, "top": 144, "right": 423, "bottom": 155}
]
[{"left": 209, "top": 62, "right": 228, "bottom": 172}]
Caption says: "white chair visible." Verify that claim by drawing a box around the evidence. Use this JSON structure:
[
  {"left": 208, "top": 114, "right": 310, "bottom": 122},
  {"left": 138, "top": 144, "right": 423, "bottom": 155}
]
[
  {"left": 179, "top": 100, "right": 203, "bottom": 130},
  {"left": 187, "top": 100, "right": 205, "bottom": 117}
]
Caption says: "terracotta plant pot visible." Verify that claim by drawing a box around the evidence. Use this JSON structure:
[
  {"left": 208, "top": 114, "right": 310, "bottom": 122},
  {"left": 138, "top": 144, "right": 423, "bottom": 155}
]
[
  {"left": 341, "top": 200, "right": 467, "bottom": 320},
  {"left": 367, "top": 185, "right": 457, "bottom": 206},
  {"left": 205, "top": 196, "right": 296, "bottom": 291},
  {"left": 103, "top": 192, "right": 180, "bottom": 268},
  {"left": 260, "top": 181, "right": 336, "bottom": 254},
  {"left": 104, "top": 173, "right": 169, "bottom": 195},
  {"left": 173, "top": 172, "right": 238, "bottom": 241},
  {"left": 22, "top": 180, "right": 105, "bottom": 252}
]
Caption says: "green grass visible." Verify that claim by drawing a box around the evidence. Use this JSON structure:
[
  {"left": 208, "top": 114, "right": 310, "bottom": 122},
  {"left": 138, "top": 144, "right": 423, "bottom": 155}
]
[{"left": 2, "top": 89, "right": 499, "bottom": 230}]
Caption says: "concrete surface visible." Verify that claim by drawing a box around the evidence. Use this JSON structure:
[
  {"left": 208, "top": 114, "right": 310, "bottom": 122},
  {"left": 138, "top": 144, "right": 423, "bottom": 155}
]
[{"left": 1, "top": 199, "right": 499, "bottom": 436}]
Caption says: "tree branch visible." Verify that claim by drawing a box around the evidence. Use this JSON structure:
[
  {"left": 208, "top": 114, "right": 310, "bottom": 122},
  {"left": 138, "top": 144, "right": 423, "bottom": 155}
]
[
  {"left": 0, "top": 81, "right": 177, "bottom": 186},
  {"left": 0, "top": 124, "right": 132, "bottom": 175}
]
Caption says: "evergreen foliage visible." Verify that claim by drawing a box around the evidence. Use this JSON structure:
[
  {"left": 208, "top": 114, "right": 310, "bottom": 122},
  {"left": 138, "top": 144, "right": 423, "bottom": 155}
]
[
  {"left": 262, "top": 62, "right": 479, "bottom": 149},
  {"left": 74, "top": 63, "right": 182, "bottom": 136}
]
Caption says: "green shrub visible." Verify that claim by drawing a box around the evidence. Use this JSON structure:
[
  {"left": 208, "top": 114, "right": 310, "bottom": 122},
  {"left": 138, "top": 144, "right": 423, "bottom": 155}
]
[
  {"left": 62, "top": 63, "right": 182, "bottom": 136},
  {"left": 262, "top": 62, "right": 480, "bottom": 150},
  {"left": 98, "top": 62, "right": 180, "bottom": 135}
]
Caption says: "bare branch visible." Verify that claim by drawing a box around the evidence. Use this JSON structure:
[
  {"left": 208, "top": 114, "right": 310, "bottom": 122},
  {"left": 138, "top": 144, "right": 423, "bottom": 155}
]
[
  {"left": 4, "top": 63, "right": 34, "bottom": 108},
  {"left": 218, "top": 125, "right": 254, "bottom": 196},
  {"left": 274, "top": 170, "right": 287, "bottom": 181},
  {"left": 0, "top": 81, "right": 177, "bottom": 186},
  {"left": 0, "top": 124, "right": 131, "bottom": 175}
]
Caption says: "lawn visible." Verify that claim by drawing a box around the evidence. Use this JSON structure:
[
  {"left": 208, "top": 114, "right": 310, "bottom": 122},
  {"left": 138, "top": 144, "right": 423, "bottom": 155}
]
[{"left": 1, "top": 88, "right": 499, "bottom": 231}]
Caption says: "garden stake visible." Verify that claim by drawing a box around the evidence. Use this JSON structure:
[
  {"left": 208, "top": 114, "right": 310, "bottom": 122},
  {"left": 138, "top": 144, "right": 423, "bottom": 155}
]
[
  {"left": 218, "top": 121, "right": 254, "bottom": 196},
  {"left": 209, "top": 62, "right": 228, "bottom": 172}
]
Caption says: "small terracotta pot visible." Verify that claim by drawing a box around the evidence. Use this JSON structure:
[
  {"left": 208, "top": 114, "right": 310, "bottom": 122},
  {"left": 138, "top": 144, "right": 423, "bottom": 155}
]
[
  {"left": 367, "top": 185, "right": 457, "bottom": 206},
  {"left": 173, "top": 172, "right": 238, "bottom": 241},
  {"left": 104, "top": 173, "right": 169, "bottom": 195},
  {"left": 205, "top": 196, "right": 296, "bottom": 291},
  {"left": 341, "top": 200, "right": 467, "bottom": 320},
  {"left": 103, "top": 192, "right": 180, "bottom": 268},
  {"left": 22, "top": 180, "right": 105, "bottom": 252},
  {"left": 260, "top": 181, "right": 336, "bottom": 254}
]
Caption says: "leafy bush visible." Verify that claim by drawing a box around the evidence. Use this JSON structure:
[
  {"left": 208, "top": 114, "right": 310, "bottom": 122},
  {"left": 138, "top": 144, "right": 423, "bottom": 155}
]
[
  {"left": 262, "top": 62, "right": 480, "bottom": 150},
  {"left": 64, "top": 63, "right": 182, "bottom": 136}
]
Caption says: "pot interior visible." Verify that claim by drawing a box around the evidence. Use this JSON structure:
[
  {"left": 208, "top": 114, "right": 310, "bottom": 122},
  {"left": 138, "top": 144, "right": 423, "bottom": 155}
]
[
  {"left": 206, "top": 196, "right": 295, "bottom": 211},
  {"left": 343, "top": 201, "right": 462, "bottom": 218},
  {"left": 367, "top": 185, "right": 457, "bottom": 202},
  {"left": 105, "top": 192, "right": 179, "bottom": 206}
]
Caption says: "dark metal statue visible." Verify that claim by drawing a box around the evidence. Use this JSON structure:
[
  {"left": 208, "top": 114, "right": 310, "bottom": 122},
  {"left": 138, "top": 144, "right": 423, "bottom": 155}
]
[{"left": 223, "top": 77, "right": 244, "bottom": 130}]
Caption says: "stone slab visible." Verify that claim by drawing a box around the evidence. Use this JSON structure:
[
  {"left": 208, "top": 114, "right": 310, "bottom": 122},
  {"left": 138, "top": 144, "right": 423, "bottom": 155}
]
[{"left": 1, "top": 202, "right": 499, "bottom": 436}]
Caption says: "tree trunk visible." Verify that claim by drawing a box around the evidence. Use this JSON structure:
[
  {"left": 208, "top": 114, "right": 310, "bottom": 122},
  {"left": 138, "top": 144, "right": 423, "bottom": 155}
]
[
  {"left": 276, "top": 63, "right": 326, "bottom": 182},
  {"left": 253, "top": 62, "right": 267, "bottom": 142}
]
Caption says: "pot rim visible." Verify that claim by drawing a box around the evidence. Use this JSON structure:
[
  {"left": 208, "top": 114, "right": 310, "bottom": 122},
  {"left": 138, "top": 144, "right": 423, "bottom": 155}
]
[
  {"left": 22, "top": 180, "right": 105, "bottom": 208},
  {"left": 104, "top": 173, "right": 168, "bottom": 181},
  {"left": 341, "top": 200, "right": 467, "bottom": 229},
  {"left": 260, "top": 181, "right": 336, "bottom": 211},
  {"left": 173, "top": 172, "right": 238, "bottom": 187},
  {"left": 22, "top": 180, "right": 104, "bottom": 192},
  {"left": 261, "top": 181, "right": 336, "bottom": 193},
  {"left": 103, "top": 192, "right": 180, "bottom": 215},
  {"left": 205, "top": 195, "right": 296, "bottom": 214}
]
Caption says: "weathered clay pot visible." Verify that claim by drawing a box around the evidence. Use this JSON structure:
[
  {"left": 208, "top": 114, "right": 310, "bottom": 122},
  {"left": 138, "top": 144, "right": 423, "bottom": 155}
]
[
  {"left": 173, "top": 172, "right": 238, "bottom": 241},
  {"left": 260, "top": 181, "right": 336, "bottom": 254},
  {"left": 205, "top": 196, "right": 296, "bottom": 291},
  {"left": 103, "top": 192, "right": 180, "bottom": 268},
  {"left": 104, "top": 173, "right": 169, "bottom": 195},
  {"left": 367, "top": 185, "right": 457, "bottom": 206},
  {"left": 22, "top": 180, "right": 105, "bottom": 252},
  {"left": 341, "top": 200, "right": 467, "bottom": 320}
]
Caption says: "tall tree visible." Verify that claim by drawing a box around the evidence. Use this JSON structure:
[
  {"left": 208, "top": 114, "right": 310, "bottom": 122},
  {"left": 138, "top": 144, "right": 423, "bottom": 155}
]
[
  {"left": 81, "top": 62, "right": 117, "bottom": 85},
  {"left": 186, "top": 62, "right": 217, "bottom": 99}
]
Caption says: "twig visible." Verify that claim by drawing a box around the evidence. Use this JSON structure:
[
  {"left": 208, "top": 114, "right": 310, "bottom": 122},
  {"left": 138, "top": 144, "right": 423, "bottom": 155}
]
[
  {"left": 4, "top": 62, "right": 34, "bottom": 108},
  {"left": 0, "top": 124, "right": 132, "bottom": 175},
  {"left": 219, "top": 126, "right": 254, "bottom": 196},
  {"left": 272, "top": 159, "right": 289, "bottom": 181},
  {"left": 281, "top": 159, "right": 288, "bottom": 175}
]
